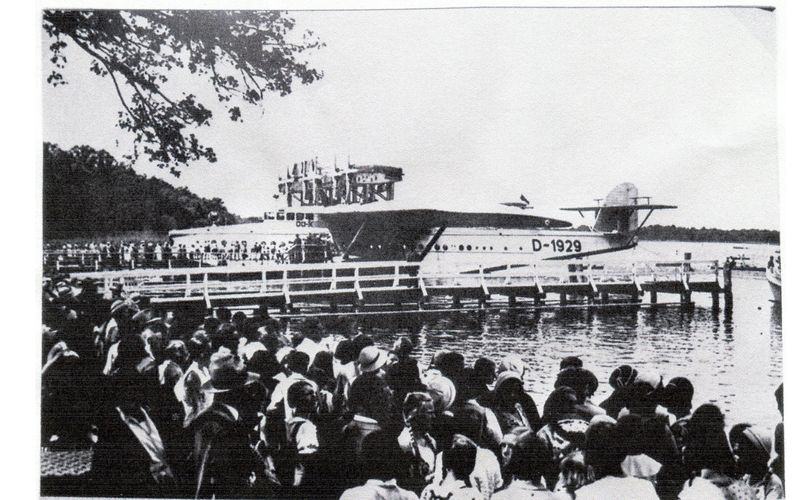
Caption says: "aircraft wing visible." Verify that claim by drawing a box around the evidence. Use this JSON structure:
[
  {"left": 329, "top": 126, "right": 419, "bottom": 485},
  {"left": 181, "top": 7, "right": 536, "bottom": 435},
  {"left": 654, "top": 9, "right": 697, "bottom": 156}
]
[{"left": 560, "top": 204, "right": 677, "bottom": 212}]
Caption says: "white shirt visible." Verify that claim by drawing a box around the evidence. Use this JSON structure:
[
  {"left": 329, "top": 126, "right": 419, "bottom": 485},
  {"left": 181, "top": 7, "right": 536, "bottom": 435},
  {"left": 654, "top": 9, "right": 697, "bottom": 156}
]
[
  {"left": 268, "top": 372, "right": 318, "bottom": 419},
  {"left": 575, "top": 476, "right": 660, "bottom": 500},
  {"left": 432, "top": 446, "right": 503, "bottom": 500},
  {"left": 287, "top": 416, "right": 319, "bottom": 455}
]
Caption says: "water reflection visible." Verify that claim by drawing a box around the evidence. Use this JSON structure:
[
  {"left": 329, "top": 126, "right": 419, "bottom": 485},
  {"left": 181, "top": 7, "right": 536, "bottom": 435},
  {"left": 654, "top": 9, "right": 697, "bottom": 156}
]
[{"left": 285, "top": 276, "right": 782, "bottom": 429}]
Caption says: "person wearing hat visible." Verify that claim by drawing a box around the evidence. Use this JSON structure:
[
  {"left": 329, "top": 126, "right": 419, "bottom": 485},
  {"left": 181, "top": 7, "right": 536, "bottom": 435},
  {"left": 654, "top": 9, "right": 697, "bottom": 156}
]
[
  {"left": 420, "top": 436, "right": 483, "bottom": 500},
  {"left": 497, "top": 354, "right": 527, "bottom": 379},
  {"left": 662, "top": 376, "right": 695, "bottom": 454},
  {"left": 423, "top": 373, "right": 459, "bottom": 454},
  {"left": 386, "top": 338, "right": 425, "bottom": 410},
  {"left": 482, "top": 370, "right": 541, "bottom": 435},
  {"left": 340, "top": 430, "right": 419, "bottom": 500},
  {"left": 678, "top": 403, "right": 738, "bottom": 499},
  {"left": 574, "top": 420, "right": 659, "bottom": 500},
  {"left": 492, "top": 430, "right": 570, "bottom": 500},
  {"left": 174, "top": 330, "right": 213, "bottom": 427},
  {"left": 268, "top": 350, "right": 318, "bottom": 419},
  {"left": 339, "top": 373, "right": 394, "bottom": 489},
  {"left": 554, "top": 367, "right": 605, "bottom": 420},
  {"left": 190, "top": 349, "right": 265, "bottom": 498},
  {"left": 397, "top": 392, "right": 438, "bottom": 493},
  {"left": 537, "top": 386, "right": 590, "bottom": 489},
  {"left": 729, "top": 425, "right": 784, "bottom": 499},
  {"left": 599, "top": 364, "right": 639, "bottom": 419},
  {"left": 358, "top": 345, "right": 389, "bottom": 376}
]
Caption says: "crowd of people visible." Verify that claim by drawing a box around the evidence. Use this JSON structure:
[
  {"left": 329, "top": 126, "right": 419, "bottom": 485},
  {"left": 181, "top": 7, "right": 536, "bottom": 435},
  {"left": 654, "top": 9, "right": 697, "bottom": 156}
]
[
  {"left": 43, "top": 234, "right": 336, "bottom": 272},
  {"left": 42, "top": 280, "right": 785, "bottom": 499}
]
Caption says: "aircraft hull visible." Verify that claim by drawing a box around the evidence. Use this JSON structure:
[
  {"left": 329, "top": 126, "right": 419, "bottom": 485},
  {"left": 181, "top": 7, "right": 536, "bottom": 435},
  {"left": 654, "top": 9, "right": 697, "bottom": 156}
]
[{"left": 318, "top": 210, "right": 631, "bottom": 274}]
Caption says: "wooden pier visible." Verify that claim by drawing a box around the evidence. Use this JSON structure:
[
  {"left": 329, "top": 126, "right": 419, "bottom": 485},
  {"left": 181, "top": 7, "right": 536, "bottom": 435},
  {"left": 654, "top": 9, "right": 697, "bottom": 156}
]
[{"left": 70, "top": 254, "right": 733, "bottom": 316}]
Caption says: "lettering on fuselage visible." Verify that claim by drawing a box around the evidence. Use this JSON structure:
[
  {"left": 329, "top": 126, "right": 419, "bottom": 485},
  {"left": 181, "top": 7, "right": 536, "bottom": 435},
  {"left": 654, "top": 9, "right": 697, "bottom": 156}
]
[{"left": 532, "top": 238, "right": 583, "bottom": 253}]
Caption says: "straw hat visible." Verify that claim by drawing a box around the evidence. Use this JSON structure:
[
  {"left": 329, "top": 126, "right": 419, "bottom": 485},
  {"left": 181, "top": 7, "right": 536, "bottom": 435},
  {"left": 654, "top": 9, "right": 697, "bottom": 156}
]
[{"left": 358, "top": 346, "right": 388, "bottom": 373}]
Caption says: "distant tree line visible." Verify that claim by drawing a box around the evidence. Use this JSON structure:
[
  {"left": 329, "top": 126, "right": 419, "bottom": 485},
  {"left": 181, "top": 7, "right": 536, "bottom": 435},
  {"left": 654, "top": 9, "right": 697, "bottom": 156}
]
[
  {"left": 637, "top": 224, "right": 779, "bottom": 244},
  {"left": 44, "top": 143, "right": 240, "bottom": 240}
]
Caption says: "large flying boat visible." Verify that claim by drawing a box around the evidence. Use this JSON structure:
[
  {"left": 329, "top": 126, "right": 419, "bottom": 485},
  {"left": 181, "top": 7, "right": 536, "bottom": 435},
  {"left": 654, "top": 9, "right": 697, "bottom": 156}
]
[{"left": 315, "top": 183, "right": 676, "bottom": 274}]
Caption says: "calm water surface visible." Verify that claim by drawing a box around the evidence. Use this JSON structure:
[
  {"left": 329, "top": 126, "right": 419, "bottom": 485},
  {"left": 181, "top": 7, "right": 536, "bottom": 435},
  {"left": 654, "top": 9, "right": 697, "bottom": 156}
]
[{"left": 288, "top": 241, "right": 783, "bottom": 430}]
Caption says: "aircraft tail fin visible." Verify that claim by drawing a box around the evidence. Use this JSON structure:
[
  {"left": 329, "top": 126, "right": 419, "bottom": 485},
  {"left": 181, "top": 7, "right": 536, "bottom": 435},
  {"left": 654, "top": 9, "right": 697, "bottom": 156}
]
[
  {"left": 560, "top": 183, "right": 676, "bottom": 234},
  {"left": 593, "top": 183, "right": 639, "bottom": 233}
]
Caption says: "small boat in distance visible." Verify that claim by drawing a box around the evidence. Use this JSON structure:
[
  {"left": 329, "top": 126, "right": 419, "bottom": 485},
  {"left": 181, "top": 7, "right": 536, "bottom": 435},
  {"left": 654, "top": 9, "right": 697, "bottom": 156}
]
[{"left": 766, "top": 249, "right": 781, "bottom": 302}]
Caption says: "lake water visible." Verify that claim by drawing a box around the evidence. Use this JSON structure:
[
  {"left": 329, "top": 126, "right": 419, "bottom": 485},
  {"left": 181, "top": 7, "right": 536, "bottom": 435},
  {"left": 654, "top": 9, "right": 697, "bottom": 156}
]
[{"left": 287, "top": 240, "right": 783, "bottom": 430}]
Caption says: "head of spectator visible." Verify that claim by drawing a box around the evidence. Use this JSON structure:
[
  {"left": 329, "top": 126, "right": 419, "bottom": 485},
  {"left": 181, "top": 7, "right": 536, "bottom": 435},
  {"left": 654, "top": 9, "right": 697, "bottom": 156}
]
[
  {"left": 616, "top": 413, "right": 647, "bottom": 457},
  {"left": 442, "top": 435, "right": 478, "bottom": 486},
  {"left": 452, "top": 404, "right": 493, "bottom": 449},
  {"left": 425, "top": 373, "right": 457, "bottom": 414},
  {"left": 241, "top": 319, "right": 262, "bottom": 344},
  {"left": 432, "top": 351, "right": 465, "bottom": 381},
  {"left": 113, "top": 334, "right": 150, "bottom": 377},
  {"left": 403, "top": 391, "right": 435, "bottom": 434},
  {"left": 351, "top": 334, "right": 375, "bottom": 360},
  {"left": 245, "top": 349, "right": 281, "bottom": 382},
  {"left": 215, "top": 307, "right": 232, "bottom": 323},
  {"left": 492, "top": 370, "right": 527, "bottom": 410},
  {"left": 202, "top": 316, "right": 221, "bottom": 336},
  {"left": 542, "top": 387, "right": 582, "bottom": 425},
  {"left": 299, "top": 317, "right": 324, "bottom": 343},
  {"left": 662, "top": 376, "right": 694, "bottom": 419},
  {"left": 334, "top": 339, "right": 358, "bottom": 365},
  {"left": 560, "top": 356, "right": 584, "bottom": 370},
  {"left": 231, "top": 311, "right": 247, "bottom": 329},
  {"left": 164, "top": 339, "right": 189, "bottom": 370},
  {"left": 625, "top": 370, "right": 663, "bottom": 416},
  {"left": 287, "top": 380, "right": 318, "bottom": 418},
  {"left": 584, "top": 420, "right": 626, "bottom": 479},
  {"left": 506, "top": 430, "right": 551, "bottom": 484},
  {"left": 348, "top": 371, "right": 392, "bottom": 422},
  {"left": 284, "top": 350, "right": 310, "bottom": 377},
  {"left": 211, "top": 322, "right": 239, "bottom": 353},
  {"left": 500, "top": 426, "right": 530, "bottom": 468},
  {"left": 308, "top": 350, "right": 335, "bottom": 390},
  {"left": 730, "top": 425, "right": 772, "bottom": 478},
  {"left": 357, "top": 346, "right": 388, "bottom": 375},
  {"left": 775, "top": 383, "right": 783, "bottom": 419},
  {"left": 359, "top": 430, "right": 405, "bottom": 482},
  {"left": 390, "top": 336, "right": 414, "bottom": 360},
  {"left": 684, "top": 403, "right": 736, "bottom": 476},
  {"left": 498, "top": 354, "right": 527, "bottom": 378},
  {"left": 555, "top": 367, "right": 597, "bottom": 405},
  {"left": 560, "top": 450, "right": 592, "bottom": 495},
  {"left": 473, "top": 357, "right": 496, "bottom": 387},
  {"left": 608, "top": 364, "right": 638, "bottom": 390},
  {"left": 187, "top": 330, "right": 212, "bottom": 366}
]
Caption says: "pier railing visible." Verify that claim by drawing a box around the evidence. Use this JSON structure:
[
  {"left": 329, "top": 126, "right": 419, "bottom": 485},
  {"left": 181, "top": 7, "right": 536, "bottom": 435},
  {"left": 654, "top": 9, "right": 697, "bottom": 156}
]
[{"left": 67, "top": 258, "right": 728, "bottom": 311}]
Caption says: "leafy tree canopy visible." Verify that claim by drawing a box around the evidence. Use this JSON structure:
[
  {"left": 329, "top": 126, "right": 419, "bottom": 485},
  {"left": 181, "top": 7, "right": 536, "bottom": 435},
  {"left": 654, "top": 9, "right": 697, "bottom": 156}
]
[
  {"left": 43, "top": 142, "right": 240, "bottom": 240},
  {"left": 43, "top": 10, "right": 323, "bottom": 175}
]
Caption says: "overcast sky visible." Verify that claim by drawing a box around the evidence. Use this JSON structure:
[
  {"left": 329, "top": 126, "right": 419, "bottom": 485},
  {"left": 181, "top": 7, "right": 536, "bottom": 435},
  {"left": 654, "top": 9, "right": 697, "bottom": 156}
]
[{"left": 42, "top": 7, "right": 778, "bottom": 230}]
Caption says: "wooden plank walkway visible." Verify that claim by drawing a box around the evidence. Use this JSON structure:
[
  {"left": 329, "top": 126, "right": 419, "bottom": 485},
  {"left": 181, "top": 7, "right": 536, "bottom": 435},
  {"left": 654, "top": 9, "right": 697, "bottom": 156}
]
[{"left": 70, "top": 257, "right": 733, "bottom": 314}]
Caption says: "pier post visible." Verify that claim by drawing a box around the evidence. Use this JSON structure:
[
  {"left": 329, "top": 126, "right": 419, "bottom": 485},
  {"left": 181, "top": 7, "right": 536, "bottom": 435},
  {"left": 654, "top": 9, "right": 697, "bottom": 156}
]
[
  {"left": 650, "top": 289, "right": 657, "bottom": 305},
  {"left": 601, "top": 292, "right": 609, "bottom": 305},
  {"left": 452, "top": 296, "right": 462, "bottom": 309},
  {"left": 559, "top": 292, "right": 567, "bottom": 307},
  {"left": 533, "top": 291, "right": 542, "bottom": 308},
  {"left": 723, "top": 259, "right": 734, "bottom": 311},
  {"left": 508, "top": 294, "right": 517, "bottom": 309}
]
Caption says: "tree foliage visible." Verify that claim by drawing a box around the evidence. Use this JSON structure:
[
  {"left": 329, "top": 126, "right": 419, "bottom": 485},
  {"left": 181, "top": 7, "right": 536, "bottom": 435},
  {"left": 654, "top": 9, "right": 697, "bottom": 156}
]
[
  {"left": 43, "top": 142, "right": 240, "bottom": 240},
  {"left": 43, "top": 10, "right": 323, "bottom": 175},
  {"left": 638, "top": 224, "right": 779, "bottom": 244}
]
